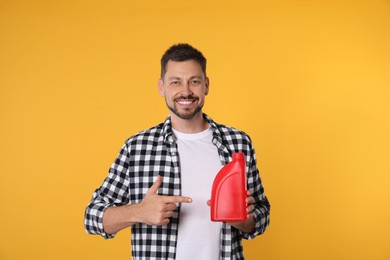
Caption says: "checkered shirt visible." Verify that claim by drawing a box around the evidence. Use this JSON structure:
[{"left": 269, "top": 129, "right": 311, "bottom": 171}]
[{"left": 84, "top": 114, "right": 270, "bottom": 259}]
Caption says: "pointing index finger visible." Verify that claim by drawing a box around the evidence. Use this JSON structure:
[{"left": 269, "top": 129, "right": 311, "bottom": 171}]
[{"left": 162, "top": 195, "right": 192, "bottom": 204}]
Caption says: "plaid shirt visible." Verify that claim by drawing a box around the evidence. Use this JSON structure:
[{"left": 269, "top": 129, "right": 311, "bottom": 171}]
[{"left": 85, "top": 114, "right": 270, "bottom": 260}]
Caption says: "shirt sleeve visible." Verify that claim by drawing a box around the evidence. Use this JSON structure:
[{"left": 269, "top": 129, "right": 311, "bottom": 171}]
[
  {"left": 84, "top": 143, "right": 131, "bottom": 239},
  {"left": 240, "top": 144, "right": 271, "bottom": 240}
]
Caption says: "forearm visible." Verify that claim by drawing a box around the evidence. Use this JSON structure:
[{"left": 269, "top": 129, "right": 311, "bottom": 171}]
[
  {"left": 229, "top": 215, "right": 255, "bottom": 233},
  {"left": 102, "top": 204, "right": 141, "bottom": 235}
]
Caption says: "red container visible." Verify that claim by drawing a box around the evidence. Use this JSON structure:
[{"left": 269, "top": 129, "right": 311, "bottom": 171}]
[{"left": 210, "top": 152, "right": 247, "bottom": 222}]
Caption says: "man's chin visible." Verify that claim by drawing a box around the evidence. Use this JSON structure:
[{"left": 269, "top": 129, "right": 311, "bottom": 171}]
[
  {"left": 174, "top": 112, "right": 198, "bottom": 120},
  {"left": 169, "top": 108, "right": 202, "bottom": 120}
]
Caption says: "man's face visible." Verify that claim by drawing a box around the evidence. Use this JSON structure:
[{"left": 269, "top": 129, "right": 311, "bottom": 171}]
[{"left": 158, "top": 60, "right": 209, "bottom": 120}]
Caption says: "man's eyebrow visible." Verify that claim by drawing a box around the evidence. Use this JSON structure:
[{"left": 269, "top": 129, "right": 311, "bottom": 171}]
[
  {"left": 167, "top": 76, "right": 181, "bottom": 81},
  {"left": 189, "top": 75, "right": 203, "bottom": 79},
  {"left": 166, "top": 75, "right": 203, "bottom": 81}
]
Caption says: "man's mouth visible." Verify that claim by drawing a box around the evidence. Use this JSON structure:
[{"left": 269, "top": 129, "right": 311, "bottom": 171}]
[
  {"left": 175, "top": 96, "right": 198, "bottom": 106},
  {"left": 177, "top": 99, "right": 195, "bottom": 105}
]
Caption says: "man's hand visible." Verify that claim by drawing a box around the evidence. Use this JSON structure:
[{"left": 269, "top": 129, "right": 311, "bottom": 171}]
[
  {"left": 206, "top": 190, "right": 256, "bottom": 233},
  {"left": 228, "top": 191, "right": 256, "bottom": 233},
  {"left": 137, "top": 175, "right": 193, "bottom": 225},
  {"left": 244, "top": 191, "right": 255, "bottom": 219},
  {"left": 103, "top": 175, "right": 192, "bottom": 234}
]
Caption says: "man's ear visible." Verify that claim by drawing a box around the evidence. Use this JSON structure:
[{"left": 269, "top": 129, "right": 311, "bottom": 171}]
[
  {"left": 158, "top": 79, "right": 164, "bottom": 96},
  {"left": 205, "top": 77, "right": 210, "bottom": 95}
]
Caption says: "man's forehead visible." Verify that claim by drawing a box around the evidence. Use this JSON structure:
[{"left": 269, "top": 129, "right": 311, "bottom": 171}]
[{"left": 164, "top": 60, "right": 205, "bottom": 78}]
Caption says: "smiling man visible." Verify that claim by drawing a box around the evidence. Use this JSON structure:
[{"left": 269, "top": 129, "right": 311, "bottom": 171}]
[
  {"left": 159, "top": 58, "right": 209, "bottom": 131},
  {"left": 160, "top": 59, "right": 207, "bottom": 118},
  {"left": 84, "top": 43, "right": 270, "bottom": 260}
]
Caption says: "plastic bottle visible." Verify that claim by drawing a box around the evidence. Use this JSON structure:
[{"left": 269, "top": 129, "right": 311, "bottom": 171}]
[{"left": 209, "top": 152, "right": 247, "bottom": 222}]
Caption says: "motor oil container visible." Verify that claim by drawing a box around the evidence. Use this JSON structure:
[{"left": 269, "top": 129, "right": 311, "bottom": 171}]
[{"left": 210, "top": 152, "right": 247, "bottom": 222}]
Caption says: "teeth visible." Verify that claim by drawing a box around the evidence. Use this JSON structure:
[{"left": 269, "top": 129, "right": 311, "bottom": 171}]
[{"left": 178, "top": 100, "right": 193, "bottom": 105}]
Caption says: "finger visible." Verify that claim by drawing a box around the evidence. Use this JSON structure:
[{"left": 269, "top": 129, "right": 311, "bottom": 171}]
[
  {"left": 163, "top": 211, "right": 175, "bottom": 219},
  {"left": 165, "top": 203, "right": 177, "bottom": 211},
  {"left": 161, "top": 195, "right": 192, "bottom": 204},
  {"left": 161, "top": 218, "right": 170, "bottom": 225},
  {"left": 147, "top": 175, "right": 162, "bottom": 195},
  {"left": 155, "top": 218, "right": 170, "bottom": 226},
  {"left": 247, "top": 204, "right": 255, "bottom": 213},
  {"left": 246, "top": 196, "right": 255, "bottom": 204}
]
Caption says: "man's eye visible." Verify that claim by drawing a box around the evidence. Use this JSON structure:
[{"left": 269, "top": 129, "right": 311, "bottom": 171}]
[
  {"left": 171, "top": 81, "right": 180, "bottom": 86},
  {"left": 191, "top": 81, "right": 200, "bottom": 85}
]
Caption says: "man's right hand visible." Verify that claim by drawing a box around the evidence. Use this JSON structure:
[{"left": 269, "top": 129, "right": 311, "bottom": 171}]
[
  {"left": 136, "top": 175, "right": 192, "bottom": 225},
  {"left": 102, "top": 175, "right": 192, "bottom": 234}
]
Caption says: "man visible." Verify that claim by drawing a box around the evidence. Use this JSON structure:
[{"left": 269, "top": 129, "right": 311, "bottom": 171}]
[{"left": 84, "top": 43, "right": 270, "bottom": 259}]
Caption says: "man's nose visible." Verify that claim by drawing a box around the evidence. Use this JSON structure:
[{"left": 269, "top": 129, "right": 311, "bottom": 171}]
[{"left": 182, "top": 82, "right": 193, "bottom": 96}]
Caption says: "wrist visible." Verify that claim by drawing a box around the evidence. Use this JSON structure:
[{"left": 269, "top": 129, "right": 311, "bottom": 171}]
[
  {"left": 229, "top": 215, "right": 255, "bottom": 233},
  {"left": 124, "top": 203, "right": 143, "bottom": 225}
]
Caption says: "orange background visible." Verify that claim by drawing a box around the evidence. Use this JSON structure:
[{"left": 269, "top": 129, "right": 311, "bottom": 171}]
[{"left": 1, "top": 1, "right": 389, "bottom": 259}]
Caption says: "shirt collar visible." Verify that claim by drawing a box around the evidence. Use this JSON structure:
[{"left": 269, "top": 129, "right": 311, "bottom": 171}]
[{"left": 162, "top": 113, "right": 224, "bottom": 144}]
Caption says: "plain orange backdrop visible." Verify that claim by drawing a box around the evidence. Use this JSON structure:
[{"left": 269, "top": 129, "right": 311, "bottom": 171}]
[{"left": 1, "top": 1, "right": 389, "bottom": 259}]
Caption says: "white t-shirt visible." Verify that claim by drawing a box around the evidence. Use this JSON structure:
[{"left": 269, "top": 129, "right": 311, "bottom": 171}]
[{"left": 173, "top": 127, "right": 223, "bottom": 260}]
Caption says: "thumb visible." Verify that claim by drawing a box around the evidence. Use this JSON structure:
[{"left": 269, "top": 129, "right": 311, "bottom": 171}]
[{"left": 147, "top": 175, "right": 162, "bottom": 195}]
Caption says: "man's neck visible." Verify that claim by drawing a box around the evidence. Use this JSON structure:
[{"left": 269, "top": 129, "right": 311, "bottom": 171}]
[{"left": 170, "top": 112, "right": 209, "bottom": 133}]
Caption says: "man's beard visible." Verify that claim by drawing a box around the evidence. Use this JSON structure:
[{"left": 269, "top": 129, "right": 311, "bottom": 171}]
[{"left": 166, "top": 96, "right": 204, "bottom": 120}]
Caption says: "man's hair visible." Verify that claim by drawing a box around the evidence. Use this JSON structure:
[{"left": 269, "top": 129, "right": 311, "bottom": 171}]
[{"left": 160, "top": 43, "right": 207, "bottom": 79}]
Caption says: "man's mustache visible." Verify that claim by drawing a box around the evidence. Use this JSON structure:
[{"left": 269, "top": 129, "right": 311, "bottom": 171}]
[{"left": 174, "top": 95, "right": 199, "bottom": 101}]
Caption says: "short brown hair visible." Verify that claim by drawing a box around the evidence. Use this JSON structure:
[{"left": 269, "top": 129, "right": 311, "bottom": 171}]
[{"left": 160, "top": 43, "right": 207, "bottom": 78}]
